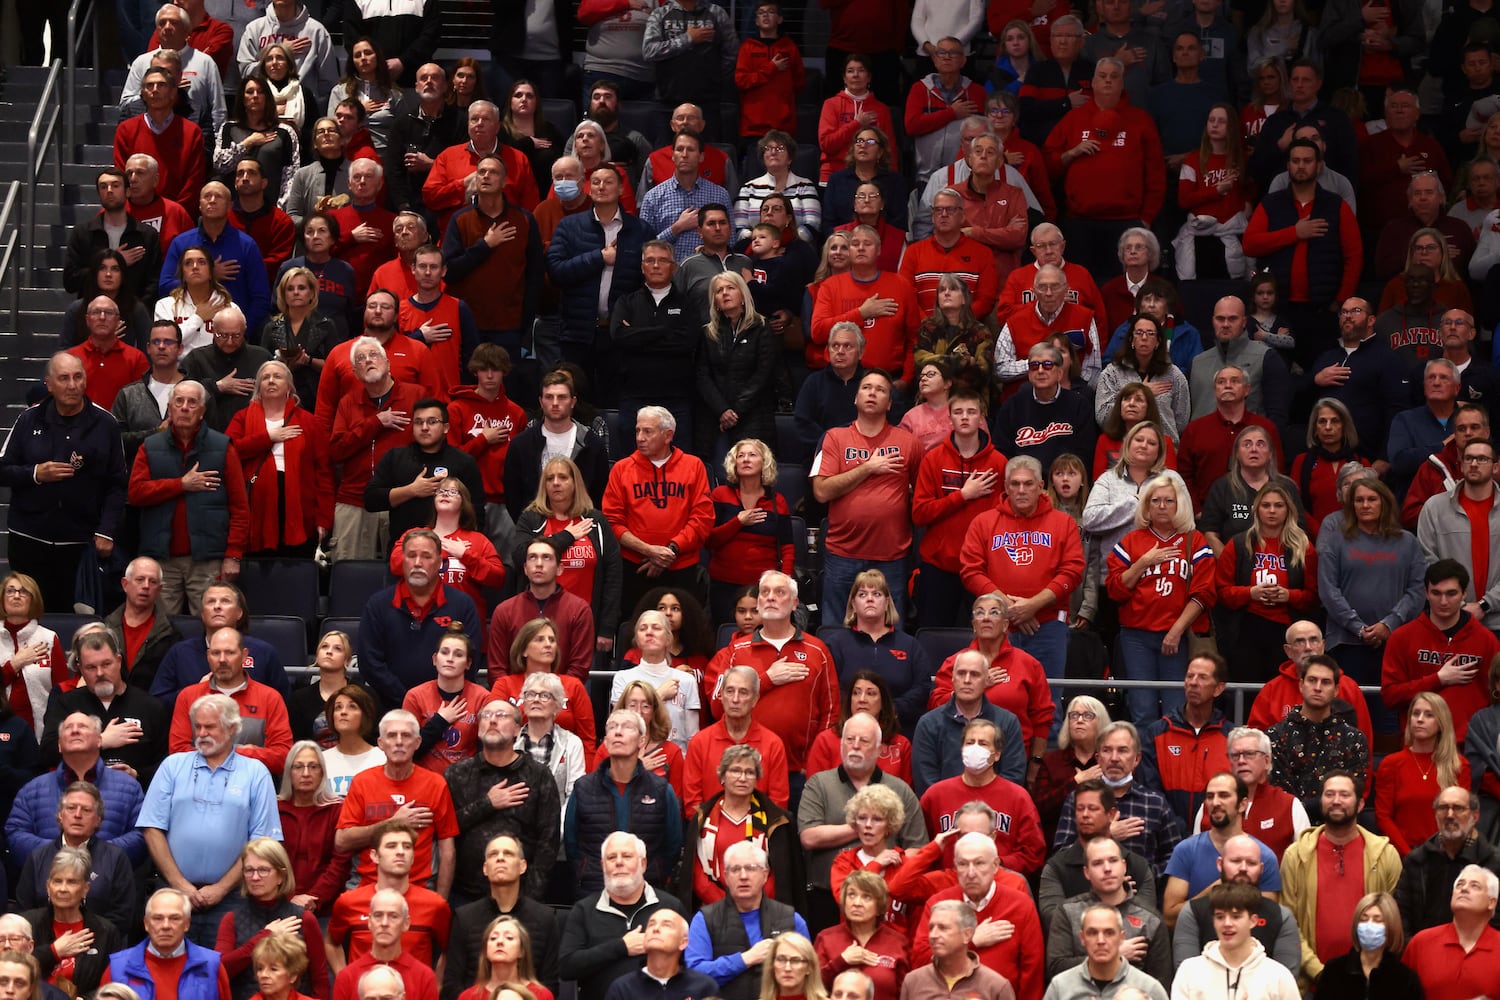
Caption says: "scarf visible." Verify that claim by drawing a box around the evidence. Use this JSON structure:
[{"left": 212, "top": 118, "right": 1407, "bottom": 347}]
[
  {"left": 239, "top": 400, "right": 314, "bottom": 549},
  {"left": 266, "top": 76, "right": 305, "bottom": 132},
  {"left": 1296, "top": 444, "right": 1358, "bottom": 509},
  {"left": 696, "top": 789, "right": 775, "bottom": 895}
]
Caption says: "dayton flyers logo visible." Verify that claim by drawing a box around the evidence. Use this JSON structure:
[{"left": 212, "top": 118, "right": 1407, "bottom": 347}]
[{"left": 1005, "top": 546, "right": 1034, "bottom": 565}]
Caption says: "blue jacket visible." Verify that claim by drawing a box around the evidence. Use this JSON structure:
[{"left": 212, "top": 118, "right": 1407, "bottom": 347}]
[
  {"left": 151, "top": 635, "right": 289, "bottom": 707},
  {"left": 108, "top": 939, "right": 224, "bottom": 1000},
  {"left": 821, "top": 627, "right": 932, "bottom": 733},
  {"left": 546, "top": 209, "right": 650, "bottom": 344},
  {"left": 357, "top": 583, "right": 483, "bottom": 709},
  {"left": 1103, "top": 317, "right": 1205, "bottom": 375},
  {"left": 1312, "top": 334, "right": 1412, "bottom": 461},
  {"left": 5, "top": 763, "right": 147, "bottom": 864},
  {"left": 0, "top": 397, "right": 127, "bottom": 544},
  {"left": 911, "top": 698, "right": 1026, "bottom": 796},
  {"left": 159, "top": 224, "right": 273, "bottom": 331}
]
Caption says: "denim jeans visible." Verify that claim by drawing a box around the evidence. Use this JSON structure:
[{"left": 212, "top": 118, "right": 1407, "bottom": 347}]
[
  {"left": 1010, "top": 617, "right": 1072, "bottom": 738},
  {"left": 822, "top": 552, "right": 907, "bottom": 625},
  {"left": 1116, "top": 627, "right": 1188, "bottom": 727}
]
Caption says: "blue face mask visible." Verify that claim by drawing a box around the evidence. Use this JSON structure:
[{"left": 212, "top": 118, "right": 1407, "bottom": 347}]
[
  {"left": 1355, "top": 921, "right": 1386, "bottom": 951},
  {"left": 553, "top": 179, "right": 580, "bottom": 202}
]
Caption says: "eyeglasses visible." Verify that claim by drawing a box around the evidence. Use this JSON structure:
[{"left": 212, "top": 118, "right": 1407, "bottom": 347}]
[
  {"left": 761, "top": 143, "right": 788, "bottom": 153},
  {"left": 1066, "top": 711, "right": 1096, "bottom": 721},
  {"left": 934, "top": 48, "right": 965, "bottom": 58},
  {"left": 973, "top": 608, "right": 1005, "bottom": 619},
  {"left": 290, "top": 761, "right": 322, "bottom": 772},
  {"left": 988, "top": 107, "right": 1014, "bottom": 116},
  {"left": 521, "top": 691, "right": 556, "bottom": 701},
  {"left": 932, "top": 205, "right": 962, "bottom": 214},
  {"left": 1028, "top": 360, "right": 1058, "bottom": 370},
  {"left": 772, "top": 955, "right": 808, "bottom": 966},
  {"left": 724, "top": 767, "right": 758, "bottom": 779},
  {"left": 243, "top": 866, "right": 277, "bottom": 878},
  {"left": 854, "top": 193, "right": 881, "bottom": 202},
  {"left": 435, "top": 488, "right": 460, "bottom": 498},
  {"left": 1227, "top": 750, "right": 1267, "bottom": 760},
  {"left": 1463, "top": 455, "right": 1496, "bottom": 464},
  {"left": 3, "top": 587, "right": 29, "bottom": 597},
  {"left": 148, "top": 338, "right": 179, "bottom": 348},
  {"left": 314, "top": 126, "right": 341, "bottom": 135},
  {"left": 1338, "top": 307, "right": 1367, "bottom": 316},
  {"left": 725, "top": 864, "right": 767, "bottom": 876},
  {"left": 1030, "top": 240, "right": 1063, "bottom": 250},
  {"left": 214, "top": 330, "right": 244, "bottom": 339},
  {"left": 853, "top": 137, "right": 881, "bottom": 147},
  {"left": 479, "top": 707, "right": 518, "bottom": 718}
]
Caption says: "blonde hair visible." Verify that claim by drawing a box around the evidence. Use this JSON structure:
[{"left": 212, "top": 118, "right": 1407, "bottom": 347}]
[
  {"left": 1407, "top": 692, "right": 1462, "bottom": 789},
  {"left": 758, "top": 933, "right": 826, "bottom": 1000},
  {"left": 1058, "top": 696, "right": 1110, "bottom": 751},
  {"left": 615, "top": 679, "right": 671, "bottom": 744},
  {"left": 1246, "top": 482, "right": 1309, "bottom": 568},
  {"left": 525, "top": 456, "right": 594, "bottom": 518},
  {"left": 722, "top": 438, "right": 779, "bottom": 487},
  {"left": 704, "top": 272, "right": 762, "bottom": 344},
  {"left": 843, "top": 569, "right": 898, "bottom": 628},
  {"left": 1132, "top": 473, "right": 1194, "bottom": 533},
  {"left": 274, "top": 266, "right": 320, "bottom": 315},
  {"left": 1112, "top": 421, "right": 1168, "bottom": 478}
]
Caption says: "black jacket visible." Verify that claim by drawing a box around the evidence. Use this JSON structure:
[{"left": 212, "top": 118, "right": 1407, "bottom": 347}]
[
  {"left": 24, "top": 903, "right": 125, "bottom": 997},
  {"left": 694, "top": 316, "right": 779, "bottom": 445},
  {"left": 387, "top": 104, "right": 466, "bottom": 212},
  {"left": 1394, "top": 831, "right": 1500, "bottom": 936},
  {"left": 364, "top": 441, "right": 486, "bottom": 542},
  {"left": 0, "top": 397, "right": 127, "bottom": 545},
  {"left": 511, "top": 506, "right": 622, "bottom": 639},
  {"left": 443, "top": 751, "right": 560, "bottom": 901},
  {"left": 558, "top": 886, "right": 686, "bottom": 1000},
  {"left": 610, "top": 285, "right": 700, "bottom": 402},
  {"left": 1316, "top": 948, "right": 1426, "bottom": 1000},
  {"left": 65, "top": 212, "right": 161, "bottom": 301},
  {"left": 39, "top": 682, "right": 171, "bottom": 788},
  {"left": 180, "top": 342, "right": 274, "bottom": 432},
  {"left": 792, "top": 363, "right": 867, "bottom": 461},
  {"left": 503, "top": 420, "right": 611, "bottom": 520},
  {"left": 443, "top": 892, "right": 559, "bottom": 1000}
]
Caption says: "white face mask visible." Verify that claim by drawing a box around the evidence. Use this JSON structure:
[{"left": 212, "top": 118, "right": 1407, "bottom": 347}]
[
  {"left": 1356, "top": 921, "right": 1386, "bottom": 951},
  {"left": 1101, "top": 772, "right": 1134, "bottom": 789},
  {"left": 961, "top": 744, "right": 994, "bottom": 772}
]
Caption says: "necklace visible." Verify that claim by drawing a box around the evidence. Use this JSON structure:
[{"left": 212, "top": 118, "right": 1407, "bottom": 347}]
[{"left": 1413, "top": 749, "right": 1434, "bottom": 781}]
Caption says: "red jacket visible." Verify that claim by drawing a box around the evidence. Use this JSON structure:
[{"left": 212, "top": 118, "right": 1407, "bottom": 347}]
[
  {"left": 329, "top": 203, "right": 398, "bottom": 294},
  {"left": 445, "top": 386, "right": 526, "bottom": 503},
  {"left": 1247, "top": 659, "right": 1375, "bottom": 749},
  {"left": 1214, "top": 535, "right": 1320, "bottom": 626},
  {"left": 898, "top": 234, "right": 1000, "bottom": 318},
  {"left": 1401, "top": 441, "right": 1465, "bottom": 529},
  {"left": 904, "top": 76, "right": 987, "bottom": 138},
  {"left": 956, "top": 178, "right": 1028, "bottom": 279},
  {"left": 1043, "top": 98, "right": 1166, "bottom": 224},
  {"left": 113, "top": 114, "right": 206, "bottom": 213},
  {"left": 230, "top": 204, "right": 297, "bottom": 285},
  {"left": 919, "top": 774, "right": 1046, "bottom": 873},
  {"left": 928, "top": 639, "right": 1054, "bottom": 745},
  {"left": 327, "top": 381, "right": 423, "bottom": 506},
  {"left": 422, "top": 143, "right": 540, "bottom": 235},
  {"left": 226, "top": 400, "right": 333, "bottom": 552},
  {"left": 997, "top": 261, "right": 1106, "bottom": 327},
  {"left": 168, "top": 677, "right": 294, "bottom": 773},
  {"left": 1106, "top": 528, "right": 1217, "bottom": 633},
  {"left": 734, "top": 35, "right": 805, "bottom": 138},
  {"left": 314, "top": 337, "right": 442, "bottom": 437},
  {"left": 705, "top": 628, "right": 839, "bottom": 772},
  {"left": 1382, "top": 611, "right": 1500, "bottom": 743},
  {"left": 683, "top": 719, "right": 790, "bottom": 811},
  {"left": 960, "top": 494, "right": 1085, "bottom": 616},
  {"left": 601, "top": 447, "right": 714, "bottom": 571},
  {"left": 816, "top": 91, "right": 899, "bottom": 183},
  {"left": 910, "top": 882, "right": 1044, "bottom": 1000},
  {"left": 911, "top": 432, "right": 1008, "bottom": 571}
]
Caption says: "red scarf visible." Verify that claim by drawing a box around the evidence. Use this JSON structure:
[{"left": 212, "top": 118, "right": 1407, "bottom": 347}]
[{"left": 240, "top": 401, "right": 314, "bottom": 549}]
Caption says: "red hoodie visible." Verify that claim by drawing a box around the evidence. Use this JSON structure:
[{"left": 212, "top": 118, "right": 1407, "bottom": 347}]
[
  {"left": 911, "top": 432, "right": 1007, "bottom": 571},
  {"left": 735, "top": 34, "right": 805, "bottom": 138},
  {"left": 960, "top": 495, "right": 1084, "bottom": 617},
  {"left": 1043, "top": 97, "right": 1165, "bottom": 224},
  {"left": 446, "top": 386, "right": 527, "bottom": 504},
  {"left": 1382, "top": 611, "right": 1500, "bottom": 742},
  {"left": 601, "top": 447, "right": 714, "bottom": 571},
  {"left": 1401, "top": 441, "right": 1462, "bottom": 529},
  {"left": 1247, "top": 659, "right": 1375, "bottom": 749}
]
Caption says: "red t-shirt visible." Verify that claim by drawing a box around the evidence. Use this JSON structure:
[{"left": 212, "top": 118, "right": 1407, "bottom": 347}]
[
  {"left": 122, "top": 615, "right": 152, "bottom": 674},
  {"left": 401, "top": 680, "right": 492, "bottom": 773},
  {"left": 546, "top": 516, "right": 598, "bottom": 607},
  {"left": 813, "top": 422, "right": 922, "bottom": 561},
  {"left": 336, "top": 767, "right": 460, "bottom": 883},
  {"left": 328, "top": 882, "right": 451, "bottom": 964},
  {"left": 1314, "top": 834, "right": 1364, "bottom": 964},
  {"left": 1458, "top": 491, "right": 1494, "bottom": 602}
]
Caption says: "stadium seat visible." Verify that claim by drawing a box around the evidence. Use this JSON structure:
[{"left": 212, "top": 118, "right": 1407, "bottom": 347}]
[
  {"left": 789, "top": 515, "right": 808, "bottom": 568},
  {"left": 915, "top": 627, "right": 973, "bottom": 669},
  {"left": 255, "top": 615, "right": 309, "bottom": 668},
  {"left": 42, "top": 613, "right": 108, "bottom": 654},
  {"left": 715, "top": 622, "right": 738, "bottom": 649},
  {"left": 542, "top": 98, "right": 578, "bottom": 135},
  {"left": 774, "top": 412, "right": 806, "bottom": 464},
  {"left": 171, "top": 616, "right": 204, "bottom": 643},
  {"left": 235, "top": 559, "right": 320, "bottom": 641},
  {"left": 776, "top": 463, "right": 808, "bottom": 515},
  {"left": 328, "top": 560, "right": 394, "bottom": 619},
  {"left": 620, "top": 103, "right": 667, "bottom": 147}
]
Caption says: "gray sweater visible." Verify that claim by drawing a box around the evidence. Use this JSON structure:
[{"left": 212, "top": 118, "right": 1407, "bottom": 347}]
[{"left": 1315, "top": 512, "right": 1427, "bottom": 649}]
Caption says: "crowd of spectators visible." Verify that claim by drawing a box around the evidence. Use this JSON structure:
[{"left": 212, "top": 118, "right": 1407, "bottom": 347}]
[{"left": 9, "top": 1, "right": 1500, "bottom": 1000}]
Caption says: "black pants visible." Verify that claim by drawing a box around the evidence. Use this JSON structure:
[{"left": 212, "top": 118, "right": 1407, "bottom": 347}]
[
  {"left": 7, "top": 532, "right": 86, "bottom": 614},
  {"left": 1061, "top": 218, "right": 1138, "bottom": 281}
]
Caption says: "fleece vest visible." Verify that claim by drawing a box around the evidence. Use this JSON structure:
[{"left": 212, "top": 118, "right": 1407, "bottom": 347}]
[
  {"left": 139, "top": 426, "right": 231, "bottom": 561},
  {"left": 700, "top": 896, "right": 797, "bottom": 1000},
  {"left": 1259, "top": 185, "right": 1345, "bottom": 305}
]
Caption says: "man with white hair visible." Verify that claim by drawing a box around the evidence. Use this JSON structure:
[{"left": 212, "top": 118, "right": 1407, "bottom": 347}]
[
  {"left": 1401, "top": 864, "right": 1500, "bottom": 999},
  {"left": 137, "top": 694, "right": 283, "bottom": 944},
  {"left": 558, "top": 832, "right": 687, "bottom": 1000},
  {"left": 126, "top": 378, "right": 250, "bottom": 614},
  {"left": 423, "top": 101, "right": 540, "bottom": 235},
  {"left": 336, "top": 709, "right": 459, "bottom": 897},
  {"left": 118, "top": 4, "right": 227, "bottom": 137},
  {"left": 993, "top": 265, "right": 1103, "bottom": 385},
  {"left": 565, "top": 710, "right": 683, "bottom": 896},
  {"left": 1394, "top": 787, "right": 1500, "bottom": 935},
  {"left": 685, "top": 841, "right": 808, "bottom": 1000},
  {"left": 125, "top": 152, "right": 194, "bottom": 248},
  {"left": 605, "top": 909, "right": 716, "bottom": 1000},
  {"left": 331, "top": 896, "right": 439, "bottom": 1000},
  {"left": 384, "top": 64, "right": 462, "bottom": 216},
  {"left": 798, "top": 711, "right": 926, "bottom": 930},
  {"left": 601, "top": 405, "right": 713, "bottom": 614},
  {"left": 903, "top": 900, "right": 1017, "bottom": 1000},
  {"left": 683, "top": 665, "right": 791, "bottom": 811},
  {"left": 102, "top": 888, "right": 231, "bottom": 1000}
]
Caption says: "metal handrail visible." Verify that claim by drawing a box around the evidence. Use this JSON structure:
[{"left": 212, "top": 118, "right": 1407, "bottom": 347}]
[
  {"left": 64, "top": 0, "right": 98, "bottom": 155},
  {"left": 21, "top": 59, "right": 64, "bottom": 282},
  {"left": 1, "top": 181, "right": 22, "bottom": 332}
]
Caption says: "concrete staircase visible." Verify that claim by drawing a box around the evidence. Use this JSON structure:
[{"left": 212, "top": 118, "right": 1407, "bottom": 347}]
[{"left": 0, "top": 63, "right": 119, "bottom": 565}]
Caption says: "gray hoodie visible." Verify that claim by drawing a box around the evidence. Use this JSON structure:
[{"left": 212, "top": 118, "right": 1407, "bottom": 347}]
[
  {"left": 237, "top": 3, "right": 339, "bottom": 101},
  {"left": 1043, "top": 957, "right": 1168, "bottom": 1000}
]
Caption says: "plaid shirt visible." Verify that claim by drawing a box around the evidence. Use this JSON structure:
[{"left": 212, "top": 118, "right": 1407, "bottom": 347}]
[
  {"left": 1053, "top": 779, "right": 1185, "bottom": 878},
  {"left": 1268, "top": 709, "right": 1370, "bottom": 801},
  {"left": 637, "top": 174, "right": 732, "bottom": 261}
]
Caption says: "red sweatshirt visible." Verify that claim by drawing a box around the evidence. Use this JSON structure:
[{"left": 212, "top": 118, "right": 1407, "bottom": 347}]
[
  {"left": 399, "top": 294, "right": 467, "bottom": 396},
  {"left": 706, "top": 628, "right": 839, "bottom": 773},
  {"left": 1382, "top": 612, "right": 1500, "bottom": 743},
  {"left": 168, "top": 677, "right": 293, "bottom": 773},
  {"left": 445, "top": 386, "right": 526, "bottom": 503},
  {"left": 919, "top": 774, "right": 1046, "bottom": 873},
  {"left": 314, "top": 337, "right": 441, "bottom": 437},
  {"left": 1247, "top": 659, "right": 1375, "bottom": 749},
  {"left": 735, "top": 35, "right": 805, "bottom": 138},
  {"left": 811, "top": 270, "right": 922, "bottom": 383},
  {"left": 960, "top": 494, "right": 1085, "bottom": 616},
  {"left": 816, "top": 90, "right": 899, "bottom": 183},
  {"left": 127, "top": 195, "right": 193, "bottom": 249},
  {"left": 911, "top": 433, "right": 1008, "bottom": 571},
  {"left": 330, "top": 203, "right": 398, "bottom": 294},
  {"left": 904, "top": 76, "right": 988, "bottom": 139},
  {"left": 1106, "top": 528, "right": 1217, "bottom": 633},
  {"left": 927, "top": 640, "right": 1055, "bottom": 745},
  {"left": 997, "top": 261, "right": 1106, "bottom": 327},
  {"left": 113, "top": 114, "right": 206, "bottom": 211},
  {"left": 910, "top": 883, "right": 1044, "bottom": 1000},
  {"left": 683, "top": 719, "right": 790, "bottom": 810},
  {"left": 1043, "top": 98, "right": 1166, "bottom": 223},
  {"left": 1214, "top": 536, "right": 1320, "bottom": 625},
  {"left": 422, "top": 143, "right": 539, "bottom": 235},
  {"left": 899, "top": 235, "right": 1000, "bottom": 317},
  {"left": 957, "top": 178, "right": 1028, "bottom": 279},
  {"left": 327, "top": 381, "right": 423, "bottom": 506},
  {"left": 602, "top": 447, "right": 714, "bottom": 571}
]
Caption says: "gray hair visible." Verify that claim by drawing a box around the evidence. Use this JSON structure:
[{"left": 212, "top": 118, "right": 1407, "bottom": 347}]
[
  {"left": 349, "top": 335, "right": 387, "bottom": 364},
  {"left": 190, "top": 693, "right": 242, "bottom": 734},
  {"left": 1458, "top": 863, "right": 1500, "bottom": 899},
  {"left": 147, "top": 887, "right": 192, "bottom": 917},
  {"left": 724, "top": 664, "right": 761, "bottom": 697},
  {"left": 828, "top": 321, "right": 866, "bottom": 354},
  {"left": 357, "top": 966, "right": 405, "bottom": 1000},
  {"left": 521, "top": 672, "right": 565, "bottom": 703},
  {"left": 954, "top": 831, "right": 998, "bottom": 861},
  {"left": 1117, "top": 227, "right": 1161, "bottom": 270},
  {"left": 49, "top": 845, "right": 92, "bottom": 881},
  {"left": 469, "top": 100, "right": 499, "bottom": 121},
  {"left": 601, "top": 830, "right": 646, "bottom": 861},
  {"left": 1425, "top": 358, "right": 1460, "bottom": 380},
  {"left": 722, "top": 840, "right": 768, "bottom": 868},
  {"left": 605, "top": 708, "right": 648, "bottom": 739},
  {"left": 1058, "top": 696, "right": 1110, "bottom": 750},
  {"left": 1095, "top": 56, "right": 1126, "bottom": 74},
  {"left": 929, "top": 899, "right": 977, "bottom": 931},
  {"left": 758, "top": 569, "right": 798, "bottom": 599},
  {"left": 1006, "top": 454, "right": 1044, "bottom": 481},
  {"left": 170, "top": 379, "right": 207, "bottom": 406},
  {"left": 278, "top": 740, "right": 340, "bottom": 805},
  {"left": 1226, "top": 726, "right": 1273, "bottom": 765},
  {"left": 1099, "top": 720, "right": 1142, "bottom": 753},
  {"left": 1080, "top": 901, "right": 1126, "bottom": 933},
  {"left": 933, "top": 187, "right": 964, "bottom": 208},
  {"left": 378, "top": 709, "right": 420, "bottom": 738},
  {"left": 831, "top": 972, "right": 875, "bottom": 1000},
  {"left": 636, "top": 405, "right": 676, "bottom": 433}
]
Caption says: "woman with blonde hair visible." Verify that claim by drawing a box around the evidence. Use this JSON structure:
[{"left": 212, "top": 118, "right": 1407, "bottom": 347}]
[
  {"left": 258, "top": 267, "right": 333, "bottom": 409},
  {"left": 1375, "top": 692, "right": 1471, "bottom": 855},
  {"left": 759, "top": 932, "right": 828, "bottom": 1000},
  {"left": 1105, "top": 474, "right": 1216, "bottom": 725},
  {"left": 1083, "top": 422, "right": 1184, "bottom": 572},
  {"left": 1316, "top": 891, "right": 1422, "bottom": 999},
  {"left": 1215, "top": 482, "right": 1319, "bottom": 683},
  {"left": 803, "top": 232, "right": 852, "bottom": 368},
  {"left": 514, "top": 455, "right": 621, "bottom": 650},
  {"left": 247, "top": 933, "right": 313, "bottom": 1000},
  {"left": 215, "top": 838, "right": 327, "bottom": 1000},
  {"left": 460, "top": 916, "right": 552, "bottom": 1000},
  {"left": 154, "top": 245, "right": 231, "bottom": 352},
  {"left": 227, "top": 359, "right": 329, "bottom": 558},
  {"left": 707, "top": 439, "right": 794, "bottom": 626},
  {"left": 988, "top": 20, "right": 1040, "bottom": 93},
  {"left": 697, "top": 270, "right": 778, "bottom": 451},
  {"left": 1379, "top": 228, "right": 1473, "bottom": 312},
  {"left": 824, "top": 572, "right": 930, "bottom": 733},
  {"left": 0, "top": 571, "right": 66, "bottom": 733}
]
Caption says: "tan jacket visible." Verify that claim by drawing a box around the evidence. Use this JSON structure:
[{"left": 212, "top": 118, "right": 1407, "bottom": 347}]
[{"left": 1279, "top": 823, "right": 1401, "bottom": 981}]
